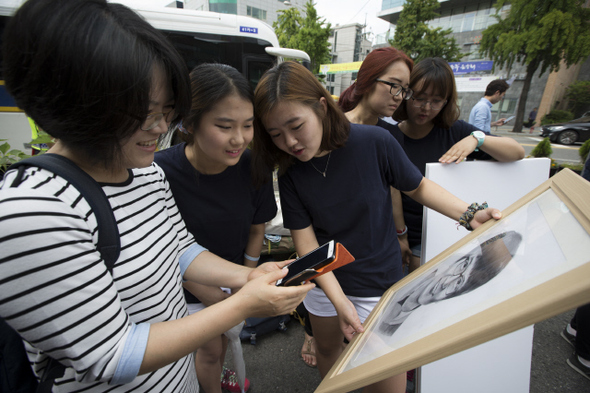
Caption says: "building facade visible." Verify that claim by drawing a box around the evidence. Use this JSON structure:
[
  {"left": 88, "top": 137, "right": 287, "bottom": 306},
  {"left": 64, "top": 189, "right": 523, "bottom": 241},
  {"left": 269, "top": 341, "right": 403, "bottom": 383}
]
[
  {"left": 324, "top": 23, "right": 373, "bottom": 97},
  {"left": 183, "top": 0, "right": 306, "bottom": 27},
  {"left": 378, "top": 0, "right": 590, "bottom": 128}
]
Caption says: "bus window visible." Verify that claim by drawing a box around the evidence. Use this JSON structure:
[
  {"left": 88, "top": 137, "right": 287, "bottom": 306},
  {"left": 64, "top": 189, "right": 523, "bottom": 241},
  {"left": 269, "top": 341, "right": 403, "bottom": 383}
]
[{"left": 162, "top": 31, "right": 276, "bottom": 89}]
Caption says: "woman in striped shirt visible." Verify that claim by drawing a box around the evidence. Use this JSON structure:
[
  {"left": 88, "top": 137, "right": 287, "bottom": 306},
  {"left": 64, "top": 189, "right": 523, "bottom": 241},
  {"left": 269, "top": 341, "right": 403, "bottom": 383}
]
[{"left": 0, "top": 1, "right": 312, "bottom": 392}]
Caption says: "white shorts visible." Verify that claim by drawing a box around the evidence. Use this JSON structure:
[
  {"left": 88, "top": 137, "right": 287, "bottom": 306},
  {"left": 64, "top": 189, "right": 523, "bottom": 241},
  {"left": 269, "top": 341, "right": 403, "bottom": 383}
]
[
  {"left": 185, "top": 287, "right": 231, "bottom": 316},
  {"left": 186, "top": 302, "right": 206, "bottom": 315},
  {"left": 303, "top": 286, "right": 381, "bottom": 323}
]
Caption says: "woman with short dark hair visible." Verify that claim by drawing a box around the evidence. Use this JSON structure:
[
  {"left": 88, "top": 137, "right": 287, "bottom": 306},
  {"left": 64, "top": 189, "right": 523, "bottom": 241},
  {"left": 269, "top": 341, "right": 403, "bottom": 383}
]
[{"left": 0, "top": 1, "right": 311, "bottom": 392}]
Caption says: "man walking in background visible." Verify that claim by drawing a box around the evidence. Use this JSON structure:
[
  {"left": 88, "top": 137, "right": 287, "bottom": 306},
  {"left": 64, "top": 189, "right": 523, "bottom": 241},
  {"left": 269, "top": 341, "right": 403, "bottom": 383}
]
[{"left": 469, "top": 79, "right": 510, "bottom": 134}]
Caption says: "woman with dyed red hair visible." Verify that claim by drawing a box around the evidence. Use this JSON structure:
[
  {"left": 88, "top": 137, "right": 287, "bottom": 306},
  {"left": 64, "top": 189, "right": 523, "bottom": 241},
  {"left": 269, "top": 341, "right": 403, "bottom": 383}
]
[{"left": 339, "top": 47, "right": 415, "bottom": 270}]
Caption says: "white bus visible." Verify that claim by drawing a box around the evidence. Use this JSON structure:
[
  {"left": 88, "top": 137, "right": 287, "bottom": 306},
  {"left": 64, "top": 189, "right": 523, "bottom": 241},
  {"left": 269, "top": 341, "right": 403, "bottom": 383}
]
[{"left": 0, "top": 1, "right": 309, "bottom": 152}]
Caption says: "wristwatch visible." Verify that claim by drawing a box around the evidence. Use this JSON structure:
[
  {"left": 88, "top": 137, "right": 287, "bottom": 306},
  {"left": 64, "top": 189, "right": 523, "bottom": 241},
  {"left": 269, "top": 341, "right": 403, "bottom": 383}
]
[{"left": 471, "top": 131, "right": 486, "bottom": 151}]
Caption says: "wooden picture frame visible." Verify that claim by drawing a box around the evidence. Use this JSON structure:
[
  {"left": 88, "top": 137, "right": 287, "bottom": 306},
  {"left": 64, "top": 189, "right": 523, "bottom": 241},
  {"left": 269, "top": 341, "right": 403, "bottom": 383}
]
[{"left": 315, "top": 169, "right": 590, "bottom": 393}]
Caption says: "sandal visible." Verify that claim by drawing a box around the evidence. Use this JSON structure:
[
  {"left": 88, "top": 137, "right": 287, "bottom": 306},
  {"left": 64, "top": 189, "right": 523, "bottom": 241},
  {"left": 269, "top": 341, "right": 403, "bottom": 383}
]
[{"left": 301, "top": 334, "right": 317, "bottom": 368}]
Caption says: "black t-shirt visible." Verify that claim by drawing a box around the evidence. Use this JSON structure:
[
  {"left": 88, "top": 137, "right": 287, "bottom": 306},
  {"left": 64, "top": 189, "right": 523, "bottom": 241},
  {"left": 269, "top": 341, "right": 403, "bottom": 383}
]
[
  {"left": 279, "top": 123, "right": 423, "bottom": 297},
  {"left": 155, "top": 144, "right": 277, "bottom": 303},
  {"left": 388, "top": 120, "right": 492, "bottom": 247}
]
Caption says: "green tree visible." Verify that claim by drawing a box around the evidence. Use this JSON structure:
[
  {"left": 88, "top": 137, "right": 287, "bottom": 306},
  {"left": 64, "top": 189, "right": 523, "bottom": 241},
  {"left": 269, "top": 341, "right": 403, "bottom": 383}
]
[
  {"left": 273, "top": 0, "right": 331, "bottom": 75},
  {"left": 565, "top": 80, "right": 590, "bottom": 117},
  {"left": 390, "top": 0, "right": 463, "bottom": 63},
  {"left": 479, "top": 0, "right": 590, "bottom": 133}
]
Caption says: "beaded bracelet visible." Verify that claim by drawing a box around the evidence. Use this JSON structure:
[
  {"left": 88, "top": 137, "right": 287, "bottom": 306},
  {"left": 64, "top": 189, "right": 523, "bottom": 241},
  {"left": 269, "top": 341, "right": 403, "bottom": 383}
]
[
  {"left": 396, "top": 225, "right": 408, "bottom": 237},
  {"left": 458, "top": 202, "right": 488, "bottom": 231}
]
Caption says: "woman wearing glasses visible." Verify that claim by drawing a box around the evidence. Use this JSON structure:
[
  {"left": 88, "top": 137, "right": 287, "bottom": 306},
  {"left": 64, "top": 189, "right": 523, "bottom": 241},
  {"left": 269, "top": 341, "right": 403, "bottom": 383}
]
[
  {"left": 251, "top": 61, "right": 504, "bottom": 393},
  {"left": 391, "top": 57, "right": 524, "bottom": 272},
  {"left": 338, "top": 47, "right": 415, "bottom": 270},
  {"left": 0, "top": 1, "right": 312, "bottom": 392}
]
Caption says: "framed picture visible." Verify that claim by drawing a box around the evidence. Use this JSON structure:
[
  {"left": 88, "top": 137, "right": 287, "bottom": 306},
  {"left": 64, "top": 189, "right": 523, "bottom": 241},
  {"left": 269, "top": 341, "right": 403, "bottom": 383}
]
[{"left": 315, "top": 169, "right": 590, "bottom": 393}]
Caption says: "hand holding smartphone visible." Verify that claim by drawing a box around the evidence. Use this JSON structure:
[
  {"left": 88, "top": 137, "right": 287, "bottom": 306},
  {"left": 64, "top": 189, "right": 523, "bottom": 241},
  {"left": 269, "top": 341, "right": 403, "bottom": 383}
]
[{"left": 276, "top": 240, "right": 355, "bottom": 286}]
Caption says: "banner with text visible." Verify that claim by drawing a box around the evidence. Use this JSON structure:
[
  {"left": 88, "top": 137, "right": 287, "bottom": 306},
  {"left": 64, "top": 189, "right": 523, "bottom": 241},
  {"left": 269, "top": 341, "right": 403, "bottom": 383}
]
[
  {"left": 448, "top": 61, "right": 494, "bottom": 75},
  {"left": 455, "top": 76, "right": 499, "bottom": 93},
  {"left": 319, "top": 61, "right": 363, "bottom": 75}
]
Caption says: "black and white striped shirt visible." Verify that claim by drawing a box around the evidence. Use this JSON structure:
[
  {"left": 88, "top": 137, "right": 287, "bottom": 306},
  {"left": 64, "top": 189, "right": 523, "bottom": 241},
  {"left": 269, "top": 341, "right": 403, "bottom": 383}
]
[{"left": 0, "top": 163, "right": 199, "bottom": 392}]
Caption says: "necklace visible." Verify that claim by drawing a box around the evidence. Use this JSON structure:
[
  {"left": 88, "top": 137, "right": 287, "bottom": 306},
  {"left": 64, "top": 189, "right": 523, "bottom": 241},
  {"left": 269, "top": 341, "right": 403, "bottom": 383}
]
[{"left": 309, "top": 151, "right": 331, "bottom": 178}]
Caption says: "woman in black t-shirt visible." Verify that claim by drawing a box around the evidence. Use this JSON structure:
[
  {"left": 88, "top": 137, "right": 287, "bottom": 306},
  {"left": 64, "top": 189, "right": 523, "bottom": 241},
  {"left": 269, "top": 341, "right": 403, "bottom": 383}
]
[{"left": 391, "top": 57, "right": 525, "bottom": 272}]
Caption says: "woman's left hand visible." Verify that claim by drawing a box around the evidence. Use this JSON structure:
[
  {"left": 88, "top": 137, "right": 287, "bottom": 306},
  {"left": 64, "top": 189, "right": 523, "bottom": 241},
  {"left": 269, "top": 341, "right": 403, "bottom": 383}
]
[
  {"left": 335, "top": 298, "right": 364, "bottom": 341},
  {"left": 469, "top": 207, "right": 502, "bottom": 230},
  {"left": 439, "top": 136, "right": 478, "bottom": 164},
  {"left": 248, "top": 260, "right": 292, "bottom": 281}
]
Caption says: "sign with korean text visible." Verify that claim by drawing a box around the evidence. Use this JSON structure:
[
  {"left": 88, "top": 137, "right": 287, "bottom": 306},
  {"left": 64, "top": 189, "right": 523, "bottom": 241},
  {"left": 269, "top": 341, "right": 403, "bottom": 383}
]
[{"left": 448, "top": 61, "right": 494, "bottom": 75}]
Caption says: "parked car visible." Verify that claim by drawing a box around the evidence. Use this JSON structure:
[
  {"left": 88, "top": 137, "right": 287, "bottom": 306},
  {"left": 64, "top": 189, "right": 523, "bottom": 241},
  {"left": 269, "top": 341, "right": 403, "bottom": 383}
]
[{"left": 540, "top": 115, "right": 590, "bottom": 145}]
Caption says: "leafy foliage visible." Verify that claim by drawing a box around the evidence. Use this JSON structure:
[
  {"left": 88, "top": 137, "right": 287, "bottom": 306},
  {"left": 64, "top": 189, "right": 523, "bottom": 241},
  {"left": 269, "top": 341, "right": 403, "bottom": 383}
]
[
  {"left": 579, "top": 139, "right": 590, "bottom": 163},
  {"left": 0, "top": 139, "right": 30, "bottom": 173},
  {"left": 479, "top": 0, "right": 590, "bottom": 132},
  {"left": 541, "top": 110, "right": 574, "bottom": 125},
  {"left": 565, "top": 80, "right": 590, "bottom": 117},
  {"left": 273, "top": 0, "right": 331, "bottom": 75},
  {"left": 390, "top": 0, "right": 463, "bottom": 63},
  {"left": 530, "top": 137, "right": 553, "bottom": 158}
]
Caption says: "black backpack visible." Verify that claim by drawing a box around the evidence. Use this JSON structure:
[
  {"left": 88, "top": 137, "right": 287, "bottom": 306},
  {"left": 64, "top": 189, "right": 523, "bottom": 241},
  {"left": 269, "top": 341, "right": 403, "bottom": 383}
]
[
  {"left": 239, "top": 315, "right": 290, "bottom": 345},
  {"left": 0, "top": 154, "right": 120, "bottom": 393}
]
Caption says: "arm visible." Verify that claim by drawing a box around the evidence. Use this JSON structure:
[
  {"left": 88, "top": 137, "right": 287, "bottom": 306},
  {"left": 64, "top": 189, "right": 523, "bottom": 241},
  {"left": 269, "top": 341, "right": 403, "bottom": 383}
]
[
  {"left": 290, "top": 225, "right": 364, "bottom": 340},
  {"left": 243, "top": 223, "right": 266, "bottom": 268},
  {"left": 141, "top": 268, "right": 313, "bottom": 374},
  {"left": 182, "top": 281, "right": 229, "bottom": 307},
  {"left": 391, "top": 187, "right": 411, "bottom": 266},
  {"left": 403, "top": 178, "right": 502, "bottom": 230},
  {"left": 439, "top": 134, "right": 525, "bottom": 164}
]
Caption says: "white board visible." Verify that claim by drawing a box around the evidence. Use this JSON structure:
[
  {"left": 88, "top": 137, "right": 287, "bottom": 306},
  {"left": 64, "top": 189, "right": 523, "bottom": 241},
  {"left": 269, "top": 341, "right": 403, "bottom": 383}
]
[{"left": 419, "top": 158, "right": 550, "bottom": 393}]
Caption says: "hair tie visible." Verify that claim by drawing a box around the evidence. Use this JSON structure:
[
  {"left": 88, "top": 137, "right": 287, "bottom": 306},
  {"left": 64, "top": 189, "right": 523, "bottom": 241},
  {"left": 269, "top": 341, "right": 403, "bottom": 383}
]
[{"left": 176, "top": 120, "right": 188, "bottom": 134}]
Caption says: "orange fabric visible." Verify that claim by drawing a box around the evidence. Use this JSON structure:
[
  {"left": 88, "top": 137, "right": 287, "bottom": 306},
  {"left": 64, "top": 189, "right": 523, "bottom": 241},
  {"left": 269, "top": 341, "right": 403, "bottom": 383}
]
[{"left": 306, "top": 242, "right": 355, "bottom": 281}]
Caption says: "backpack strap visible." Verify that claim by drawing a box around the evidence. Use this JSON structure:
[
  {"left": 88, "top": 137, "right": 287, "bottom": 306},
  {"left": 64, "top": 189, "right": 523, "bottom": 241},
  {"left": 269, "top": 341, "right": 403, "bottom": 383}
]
[
  {"left": 8, "top": 154, "right": 121, "bottom": 393},
  {"left": 9, "top": 154, "right": 120, "bottom": 269}
]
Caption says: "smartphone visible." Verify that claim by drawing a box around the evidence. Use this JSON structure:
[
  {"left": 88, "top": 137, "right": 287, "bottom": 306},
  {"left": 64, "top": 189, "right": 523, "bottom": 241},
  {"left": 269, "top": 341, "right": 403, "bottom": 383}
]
[{"left": 276, "top": 240, "right": 335, "bottom": 286}]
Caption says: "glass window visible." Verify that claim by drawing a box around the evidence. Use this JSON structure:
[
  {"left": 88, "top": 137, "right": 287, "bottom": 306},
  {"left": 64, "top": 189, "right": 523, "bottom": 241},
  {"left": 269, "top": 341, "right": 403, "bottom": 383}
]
[
  {"left": 474, "top": 8, "right": 491, "bottom": 31},
  {"left": 438, "top": 16, "right": 450, "bottom": 30},
  {"left": 161, "top": 30, "right": 274, "bottom": 89},
  {"left": 247, "top": 6, "right": 267, "bottom": 20},
  {"left": 462, "top": 11, "right": 475, "bottom": 33},
  {"left": 209, "top": 0, "right": 237, "bottom": 14},
  {"left": 450, "top": 14, "right": 463, "bottom": 32},
  {"left": 382, "top": 0, "right": 405, "bottom": 10},
  {"left": 491, "top": 98, "right": 517, "bottom": 114}
]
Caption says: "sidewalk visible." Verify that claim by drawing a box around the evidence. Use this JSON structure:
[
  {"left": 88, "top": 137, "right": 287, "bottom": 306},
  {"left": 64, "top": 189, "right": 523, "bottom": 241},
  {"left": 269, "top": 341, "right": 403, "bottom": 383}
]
[{"left": 490, "top": 124, "right": 538, "bottom": 136}]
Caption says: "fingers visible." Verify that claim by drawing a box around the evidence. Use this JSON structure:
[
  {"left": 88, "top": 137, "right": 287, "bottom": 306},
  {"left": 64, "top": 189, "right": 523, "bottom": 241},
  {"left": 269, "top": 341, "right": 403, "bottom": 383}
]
[
  {"left": 439, "top": 151, "right": 468, "bottom": 164},
  {"left": 471, "top": 207, "right": 502, "bottom": 229},
  {"left": 274, "top": 259, "right": 294, "bottom": 268},
  {"left": 490, "top": 208, "right": 502, "bottom": 220},
  {"left": 261, "top": 266, "right": 289, "bottom": 282},
  {"left": 269, "top": 282, "right": 315, "bottom": 316}
]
